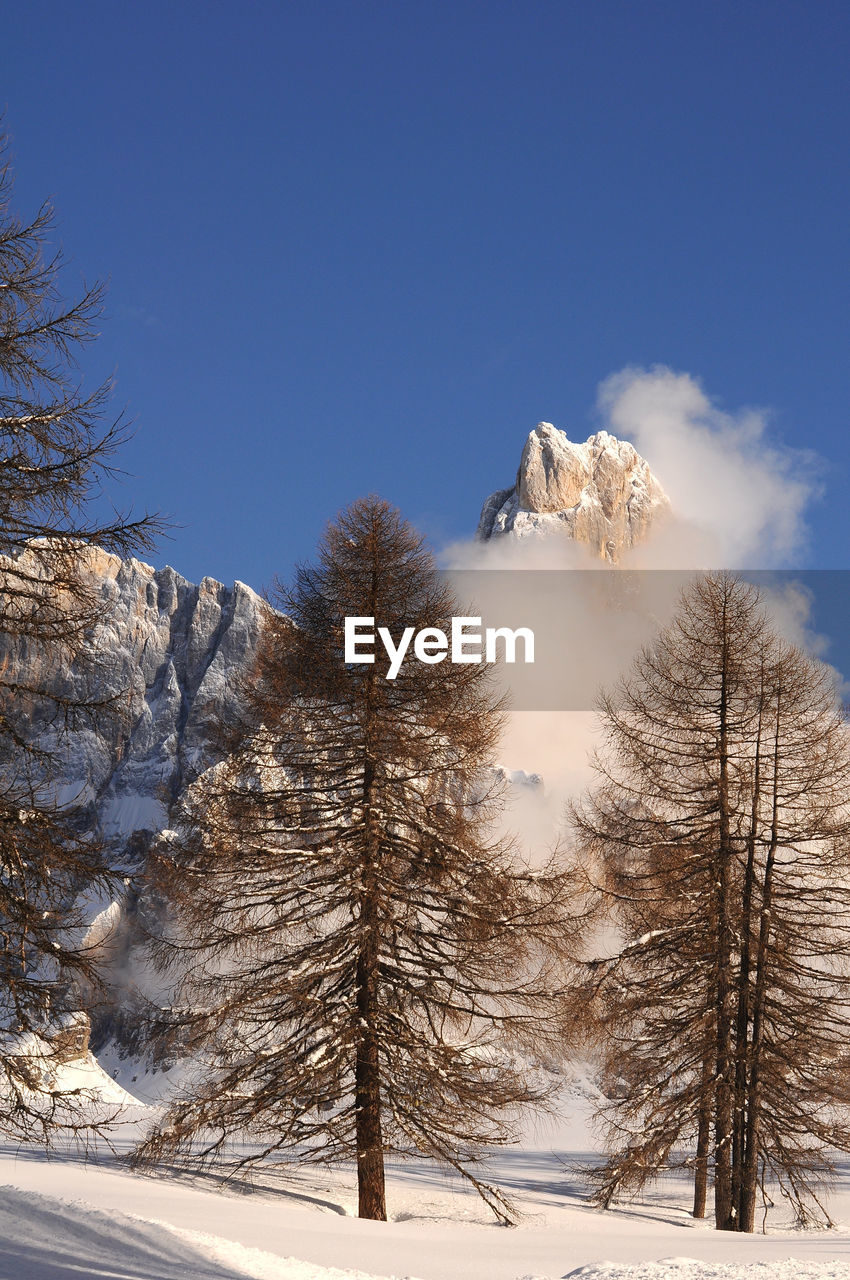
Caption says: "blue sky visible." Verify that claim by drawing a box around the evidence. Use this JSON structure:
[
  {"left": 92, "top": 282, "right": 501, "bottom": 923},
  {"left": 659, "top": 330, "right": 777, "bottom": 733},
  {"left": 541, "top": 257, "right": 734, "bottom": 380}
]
[{"left": 4, "top": 1, "right": 849, "bottom": 588}]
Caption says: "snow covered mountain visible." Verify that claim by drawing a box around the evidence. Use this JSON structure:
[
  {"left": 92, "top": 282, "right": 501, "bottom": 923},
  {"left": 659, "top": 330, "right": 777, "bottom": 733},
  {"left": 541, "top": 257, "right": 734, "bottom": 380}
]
[
  {"left": 477, "top": 422, "right": 669, "bottom": 560},
  {"left": 50, "top": 546, "right": 265, "bottom": 860},
  {"left": 24, "top": 548, "right": 267, "bottom": 1064}
]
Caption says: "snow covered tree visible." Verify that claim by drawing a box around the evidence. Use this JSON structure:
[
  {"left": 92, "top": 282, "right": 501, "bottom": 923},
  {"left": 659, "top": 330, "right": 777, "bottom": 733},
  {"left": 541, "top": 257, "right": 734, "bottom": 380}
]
[
  {"left": 0, "top": 130, "right": 159, "bottom": 1140},
  {"left": 573, "top": 573, "right": 850, "bottom": 1230},
  {"left": 134, "top": 496, "right": 575, "bottom": 1222}
]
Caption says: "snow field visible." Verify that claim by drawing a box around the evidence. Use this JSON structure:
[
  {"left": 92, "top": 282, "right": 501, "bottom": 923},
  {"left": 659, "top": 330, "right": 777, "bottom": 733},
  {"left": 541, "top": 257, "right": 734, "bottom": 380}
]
[
  {"left": 1, "top": 1070, "right": 850, "bottom": 1280},
  {"left": 4, "top": 1139, "right": 850, "bottom": 1280},
  {"left": 564, "top": 1262, "right": 850, "bottom": 1280}
]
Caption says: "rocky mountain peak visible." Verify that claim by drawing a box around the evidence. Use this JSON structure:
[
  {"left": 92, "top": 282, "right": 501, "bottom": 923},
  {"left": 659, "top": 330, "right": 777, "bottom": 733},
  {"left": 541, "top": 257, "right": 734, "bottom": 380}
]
[{"left": 477, "top": 422, "right": 670, "bottom": 561}]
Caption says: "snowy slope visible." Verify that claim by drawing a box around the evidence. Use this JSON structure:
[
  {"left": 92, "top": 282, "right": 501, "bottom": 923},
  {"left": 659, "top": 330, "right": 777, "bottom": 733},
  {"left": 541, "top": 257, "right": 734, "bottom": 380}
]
[
  {"left": 0, "top": 1183, "right": 402, "bottom": 1280},
  {"left": 568, "top": 1265, "right": 850, "bottom": 1280}
]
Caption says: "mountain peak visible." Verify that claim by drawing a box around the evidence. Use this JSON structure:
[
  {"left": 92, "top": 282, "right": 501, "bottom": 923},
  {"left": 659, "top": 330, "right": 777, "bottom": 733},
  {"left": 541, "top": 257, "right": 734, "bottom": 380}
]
[{"left": 477, "top": 422, "right": 669, "bottom": 561}]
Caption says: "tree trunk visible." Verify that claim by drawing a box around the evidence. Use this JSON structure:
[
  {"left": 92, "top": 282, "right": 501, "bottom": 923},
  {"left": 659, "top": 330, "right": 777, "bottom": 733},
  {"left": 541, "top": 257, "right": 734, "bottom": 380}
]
[
  {"left": 355, "top": 937, "right": 386, "bottom": 1220},
  {"left": 693, "top": 1103, "right": 710, "bottom": 1218},
  {"left": 740, "top": 693, "right": 781, "bottom": 1234},
  {"left": 714, "top": 1029, "right": 734, "bottom": 1229},
  {"left": 355, "top": 834, "right": 386, "bottom": 1221},
  {"left": 693, "top": 1050, "right": 713, "bottom": 1218},
  {"left": 739, "top": 1093, "right": 760, "bottom": 1233},
  {"left": 731, "top": 680, "right": 764, "bottom": 1228},
  {"left": 714, "top": 616, "right": 736, "bottom": 1231},
  {"left": 355, "top": 649, "right": 387, "bottom": 1223}
]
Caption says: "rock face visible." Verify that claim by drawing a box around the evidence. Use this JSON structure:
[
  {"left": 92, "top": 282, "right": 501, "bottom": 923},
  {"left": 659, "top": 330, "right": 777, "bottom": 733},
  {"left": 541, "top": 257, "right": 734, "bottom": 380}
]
[
  {"left": 47, "top": 1012, "right": 91, "bottom": 1064},
  {"left": 17, "top": 548, "right": 266, "bottom": 1064},
  {"left": 48, "top": 547, "right": 266, "bottom": 860},
  {"left": 477, "top": 423, "right": 669, "bottom": 561}
]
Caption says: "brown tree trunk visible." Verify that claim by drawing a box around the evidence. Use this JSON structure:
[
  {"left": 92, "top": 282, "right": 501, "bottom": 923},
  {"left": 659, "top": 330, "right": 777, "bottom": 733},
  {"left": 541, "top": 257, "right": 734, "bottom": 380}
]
[
  {"left": 693, "top": 1101, "right": 710, "bottom": 1218},
  {"left": 714, "top": 618, "right": 736, "bottom": 1231},
  {"left": 355, "top": 649, "right": 386, "bottom": 1223},
  {"left": 355, "top": 930, "right": 386, "bottom": 1220},
  {"left": 714, "top": 1018, "right": 733, "bottom": 1229},
  {"left": 731, "top": 681, "right": 764, "bottom": 1228},
  {"left": 740, "top": 900, "right": 767, "bottom": 1234},
  {"left": 693, "top": 1050, "right": 713, "bottom": 1218},
  {"left": 740, "top": 696, "right": 781, "bottom": 1234},
  {"left": 739, "top": 1091, "right": 760, "bottom": 1233}
]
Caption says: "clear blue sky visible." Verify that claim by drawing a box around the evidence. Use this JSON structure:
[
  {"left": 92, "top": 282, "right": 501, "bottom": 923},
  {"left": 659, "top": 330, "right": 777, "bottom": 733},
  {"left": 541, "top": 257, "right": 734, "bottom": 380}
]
[{"left": 4, "top": 0, "right": 849, "bottom": 588}]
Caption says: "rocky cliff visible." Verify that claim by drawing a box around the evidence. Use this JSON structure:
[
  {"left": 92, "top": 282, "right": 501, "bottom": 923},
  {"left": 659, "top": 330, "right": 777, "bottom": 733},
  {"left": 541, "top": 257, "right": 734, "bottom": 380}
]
[
  {"left": 477, "top": 423, "right": 669, "bottom": 560},
  {"left": 20, "top": 548, "right": 266, "bottom": 1068},
  {"left": 50, "top": 547, "right": 265, "bottom": 863}
]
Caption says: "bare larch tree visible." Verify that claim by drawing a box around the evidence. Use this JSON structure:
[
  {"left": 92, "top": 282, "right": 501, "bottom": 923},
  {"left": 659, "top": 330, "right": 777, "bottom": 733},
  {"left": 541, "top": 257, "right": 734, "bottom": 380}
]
[
  {"left": 0, "top": 130, "right": 159, "bottom": 1142},
  {"left": 573, "top": 572, "right": 850, "bottom": 1230},
  {"left": 134, "top": 496, "right": 575, "bottom": 1222}
]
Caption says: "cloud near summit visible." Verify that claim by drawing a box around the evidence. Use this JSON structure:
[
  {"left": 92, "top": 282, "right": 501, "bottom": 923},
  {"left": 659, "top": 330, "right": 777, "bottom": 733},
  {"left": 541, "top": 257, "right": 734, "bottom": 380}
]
[{"left": 598, "top": 365, "right": 819, "bottom": 567}]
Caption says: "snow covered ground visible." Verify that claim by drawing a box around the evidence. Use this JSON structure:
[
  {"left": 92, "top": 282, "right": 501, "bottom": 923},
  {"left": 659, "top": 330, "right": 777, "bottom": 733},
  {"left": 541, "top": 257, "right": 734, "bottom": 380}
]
[
  {"left": 4, "top": 1138, "right": 850, "bottom": 1280},
  {"left": 3, "top": 1061, "right": 850, "bottom": 1280}
]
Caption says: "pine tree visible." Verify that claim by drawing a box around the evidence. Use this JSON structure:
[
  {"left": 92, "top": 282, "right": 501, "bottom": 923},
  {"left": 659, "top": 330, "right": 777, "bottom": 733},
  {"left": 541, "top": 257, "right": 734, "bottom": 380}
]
[
  {"left": 0, "top": 130, "right": 159, "bottom": 1140},
  {"left": 573, "top": 573, "right": 850, "bottom": 1230},
  {"left": 134, "top": 496, "right": 574, "bottom": 1222}
]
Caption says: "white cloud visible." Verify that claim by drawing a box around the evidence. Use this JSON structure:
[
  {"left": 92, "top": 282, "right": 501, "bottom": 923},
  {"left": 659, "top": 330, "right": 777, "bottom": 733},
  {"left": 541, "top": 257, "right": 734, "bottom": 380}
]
[
  {"left": 440, "top": 369, "right": 829, "bottom": 843},
  {"left": 598, "top": 365, "right": 820, "bottom": 568}
]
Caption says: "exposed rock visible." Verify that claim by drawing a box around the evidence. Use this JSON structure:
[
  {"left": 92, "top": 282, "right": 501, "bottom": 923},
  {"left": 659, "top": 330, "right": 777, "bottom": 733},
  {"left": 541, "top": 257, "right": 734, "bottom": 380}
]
[
  {"left": 518, "top": 425, "right": 591, "bottom": 512},
  {"left": 43, "top": 548, "right": 266, "bottom": 860},
  {"left": 46, "top": 1011, "right": 91, "bottom": 1063},
  {"left": 11, "top": 548, "right": 268, "bottom": 1063},
  {"left": 477, "top": 423, "right": 670, "bottom": 561}
]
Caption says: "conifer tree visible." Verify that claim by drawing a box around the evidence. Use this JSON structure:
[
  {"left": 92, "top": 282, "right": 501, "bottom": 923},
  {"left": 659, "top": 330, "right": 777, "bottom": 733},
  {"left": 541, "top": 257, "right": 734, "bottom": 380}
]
[
  {"left": 574, "top": 573, "right": 850, "bottom": 1230},
  {"left": 0, "top": 130, "right": 159, "bottom": 1140},
  {"left": 135, "top": 496, "right": 574, "bottom": 1222}
]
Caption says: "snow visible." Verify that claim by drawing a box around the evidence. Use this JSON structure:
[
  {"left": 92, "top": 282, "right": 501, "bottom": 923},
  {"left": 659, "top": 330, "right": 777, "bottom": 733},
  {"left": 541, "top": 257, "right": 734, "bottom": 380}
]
[
  {"left": 0, "top": 1183, "right": 395, "bottom": 1280},
  {"left": 566, "top": 1265, "right": 850, "bottom": 1279},
  {"left": 52, "top": 1049, "right": 146, "bottom": 1109},
  {"left": 100, "top": 788, "right": 170, "bottom": 838},
  {"left": 81, "top": 898, "right": 122, "bottom": 950},
  {"left": 2, "top": 1090, "right": 850, "bottom": 1280}
]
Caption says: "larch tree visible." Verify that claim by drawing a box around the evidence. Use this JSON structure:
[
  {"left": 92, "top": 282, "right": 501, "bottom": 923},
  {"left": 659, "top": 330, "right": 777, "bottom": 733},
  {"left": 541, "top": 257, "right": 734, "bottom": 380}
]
[
  {"left": 573, "top": 572, "right": 850, "bottom": 1231},
  {"left": 0, "top": 130, "right": 159, "bottom": 1141},
  {"left": 134, "top": 496, "right": 576, "bottom": 1223}
]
